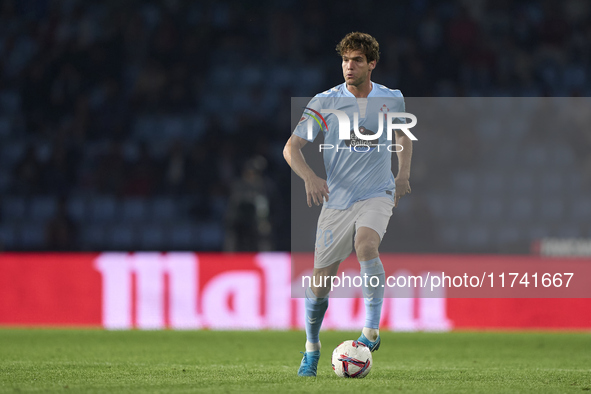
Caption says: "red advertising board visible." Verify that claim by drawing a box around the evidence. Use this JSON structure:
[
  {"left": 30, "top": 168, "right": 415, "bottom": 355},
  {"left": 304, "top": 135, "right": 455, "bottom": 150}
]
[{"left": 0, "top": 252, "right": 590, "bottom": 330}]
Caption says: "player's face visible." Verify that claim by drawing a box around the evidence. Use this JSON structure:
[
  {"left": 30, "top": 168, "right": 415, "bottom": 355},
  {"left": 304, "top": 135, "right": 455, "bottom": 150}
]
[{"left": 342, "top": 50, "right": 375, "bottom": 86}]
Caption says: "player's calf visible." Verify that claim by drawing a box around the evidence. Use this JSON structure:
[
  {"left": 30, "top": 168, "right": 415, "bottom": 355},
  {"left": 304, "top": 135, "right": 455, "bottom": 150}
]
[{"left": 357, "top": 253, "right": 385, "bottom": 353}]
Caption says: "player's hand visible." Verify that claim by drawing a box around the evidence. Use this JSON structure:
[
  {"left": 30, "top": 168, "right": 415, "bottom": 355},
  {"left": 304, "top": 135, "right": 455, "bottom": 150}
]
[
  {"left": 394, "top": 176, "right": 411, "bottom": 208},
  {"left": 304, "top": 175, "right": 329, "bottom": 207}
]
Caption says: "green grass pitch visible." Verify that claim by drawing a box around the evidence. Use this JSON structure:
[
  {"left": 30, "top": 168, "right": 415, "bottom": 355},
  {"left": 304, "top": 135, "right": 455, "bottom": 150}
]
[{"left": 1, "top": 329, "right": 590, "bottom": 393}]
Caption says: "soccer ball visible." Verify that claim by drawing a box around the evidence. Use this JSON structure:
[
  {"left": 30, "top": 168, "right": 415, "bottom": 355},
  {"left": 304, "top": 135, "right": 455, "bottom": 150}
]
[{"left": 331, "top": 340, "right": 373, "bottom": 378}]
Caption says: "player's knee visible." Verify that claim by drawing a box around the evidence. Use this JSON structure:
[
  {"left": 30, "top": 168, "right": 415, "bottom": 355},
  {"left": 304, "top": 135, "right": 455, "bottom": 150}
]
[{"left": 355, "top": 237, "right": 379, "bottom": 261}]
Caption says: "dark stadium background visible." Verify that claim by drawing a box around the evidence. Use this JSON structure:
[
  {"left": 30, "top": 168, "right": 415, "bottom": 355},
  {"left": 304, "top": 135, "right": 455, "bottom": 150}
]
[{"left": 0, "top": 0, "right": 590, "bottom": 254}]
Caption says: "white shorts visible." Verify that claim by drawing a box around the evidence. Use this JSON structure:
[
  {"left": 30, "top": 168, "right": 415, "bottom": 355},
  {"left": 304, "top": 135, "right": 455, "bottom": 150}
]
[{"left": 314, "top": 197, "right": 395, "bottom": 268}]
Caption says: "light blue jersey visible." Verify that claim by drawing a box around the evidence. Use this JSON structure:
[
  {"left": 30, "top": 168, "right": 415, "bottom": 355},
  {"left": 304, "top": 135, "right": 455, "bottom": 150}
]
[{"left": 293, "top": 82, "right": 405, "bottom": 210}]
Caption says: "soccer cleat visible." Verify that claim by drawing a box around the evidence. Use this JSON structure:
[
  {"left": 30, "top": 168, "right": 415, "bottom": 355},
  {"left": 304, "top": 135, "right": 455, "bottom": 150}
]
[
  {"left": 297, "top": 350, "right": 320, "bottom": 377},
  {"left": 357, "top": 333, "right": 381, "bottom": 352}
]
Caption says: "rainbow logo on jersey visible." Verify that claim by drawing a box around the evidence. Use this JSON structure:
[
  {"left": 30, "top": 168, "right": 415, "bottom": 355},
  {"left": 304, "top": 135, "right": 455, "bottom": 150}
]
[{"left": 300, "top": 107, "right": 329, "bottom": 132}]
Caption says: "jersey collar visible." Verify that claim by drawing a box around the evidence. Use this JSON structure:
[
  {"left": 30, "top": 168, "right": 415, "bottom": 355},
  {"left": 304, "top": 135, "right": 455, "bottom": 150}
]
[{"left": 342, "top": 81, "right": 375, "bottom": 98}]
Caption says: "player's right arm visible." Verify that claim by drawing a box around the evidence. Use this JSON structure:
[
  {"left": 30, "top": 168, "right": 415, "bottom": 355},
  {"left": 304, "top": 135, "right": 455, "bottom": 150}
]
[{"left": 283, "top": 135, "right": 329, "bottom": 207}]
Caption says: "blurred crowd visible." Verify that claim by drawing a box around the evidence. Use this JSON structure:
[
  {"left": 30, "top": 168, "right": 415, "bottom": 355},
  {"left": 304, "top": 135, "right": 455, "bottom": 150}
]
[{"left": 0, "top": 0, "right": 590, "bottom": 252}]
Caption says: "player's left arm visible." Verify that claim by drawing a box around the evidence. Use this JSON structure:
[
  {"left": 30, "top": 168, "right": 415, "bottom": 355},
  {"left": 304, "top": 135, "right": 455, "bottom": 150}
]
[{"left": 394, "top": 129, "right": 412, "bottom": 207}]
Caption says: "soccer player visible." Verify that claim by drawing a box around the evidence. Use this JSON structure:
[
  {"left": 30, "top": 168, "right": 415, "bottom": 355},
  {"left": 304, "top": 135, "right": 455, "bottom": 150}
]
[{"left": 283, "top": 32, "right": 413, "bottom": 377}]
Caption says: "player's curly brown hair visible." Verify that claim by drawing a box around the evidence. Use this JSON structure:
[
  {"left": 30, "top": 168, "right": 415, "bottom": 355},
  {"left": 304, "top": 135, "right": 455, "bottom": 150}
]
[{"left": 336, "top": 32, "right": 380, "bottom": 64}]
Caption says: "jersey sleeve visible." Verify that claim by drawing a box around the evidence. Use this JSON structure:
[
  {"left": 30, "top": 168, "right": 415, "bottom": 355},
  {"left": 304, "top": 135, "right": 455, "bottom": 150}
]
[
  {"left": 393, "top": 92, "right": 407, "bottom": 125},
  {"left": 293, "top": 96, "right": 323, "bottom": 142}
]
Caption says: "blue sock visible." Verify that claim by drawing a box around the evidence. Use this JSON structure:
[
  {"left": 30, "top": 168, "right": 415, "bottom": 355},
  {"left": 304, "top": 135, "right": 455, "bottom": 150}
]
[
  {"left": 304, "top": 287, "right": 328, "bottom": 344},
  {"left": 359, "top": 257, "right": 385, "bottom": 330}
]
